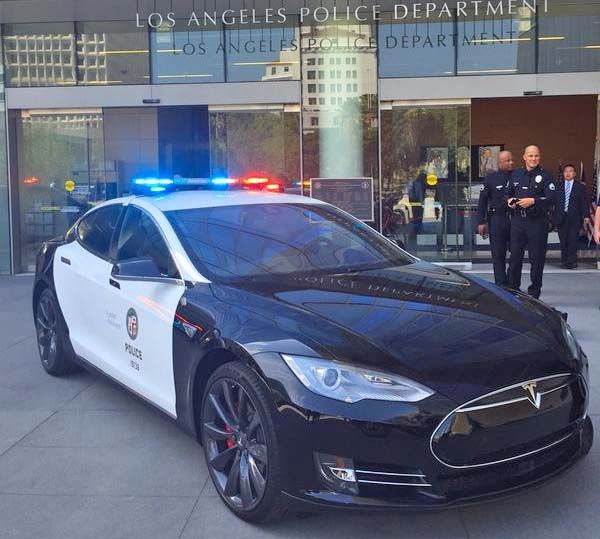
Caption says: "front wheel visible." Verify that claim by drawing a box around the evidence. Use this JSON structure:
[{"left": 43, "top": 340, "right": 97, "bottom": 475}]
[{"left": 201, "top": 362, "right": 290, "bottom": 522}]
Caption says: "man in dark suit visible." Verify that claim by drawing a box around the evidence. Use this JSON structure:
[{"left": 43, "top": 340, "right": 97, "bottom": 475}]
[{"left": 553, "top": 164, "right": 590, "bottom": 269}]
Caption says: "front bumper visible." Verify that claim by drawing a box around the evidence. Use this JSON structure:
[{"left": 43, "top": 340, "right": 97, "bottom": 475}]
[
  {"left": 253, "top": 352, "right": 593, "bottom": 510},
  {"left": 286, "top": 416, "right": 593, "bottom": 510}
]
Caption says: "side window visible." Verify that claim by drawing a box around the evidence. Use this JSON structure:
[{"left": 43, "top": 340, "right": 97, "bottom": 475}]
[
  {"left": 77, "top": 205, "right": 122, "bottom": 259},
  {"left": 116, "top": 206, "right": 179, "bottom": 278}
]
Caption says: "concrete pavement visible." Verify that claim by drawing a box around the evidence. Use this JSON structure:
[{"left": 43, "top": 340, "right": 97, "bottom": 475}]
[{"left": 0, "top": 273, "right": 599, "bottom": 539}]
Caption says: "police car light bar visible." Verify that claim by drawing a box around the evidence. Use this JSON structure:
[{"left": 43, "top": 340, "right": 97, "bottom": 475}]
[
  {"left": 211, "top": 177, "right": 239, "bottom": 186},
  {"left": 133, "top": 178, "right": 174, "bottom": 186}
]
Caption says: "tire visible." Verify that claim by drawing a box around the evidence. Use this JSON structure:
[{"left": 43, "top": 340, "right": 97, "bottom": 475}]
[
  {"left": 200, "top": 361, "right": 291, "bottom": 523},
  {"left": 35, "top": 288, "right": 81, "bottom": 376}
]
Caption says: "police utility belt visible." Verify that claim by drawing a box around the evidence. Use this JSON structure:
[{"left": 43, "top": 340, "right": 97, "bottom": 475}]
[
  {"left": 510, "top": 206, "right": 543, "bottom": 219},
  {"left": 487, "top": 207, "right": 509, "bottom": 217}
]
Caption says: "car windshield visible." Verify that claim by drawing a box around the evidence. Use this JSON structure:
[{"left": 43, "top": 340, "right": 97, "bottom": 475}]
[{"left": 166, "top": 203, "right": 414, "bottom": 282}]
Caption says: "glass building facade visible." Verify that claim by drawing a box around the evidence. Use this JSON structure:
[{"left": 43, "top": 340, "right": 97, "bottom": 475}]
[{"left": 0, "top": 0, "right": 599, "bottom": 273}]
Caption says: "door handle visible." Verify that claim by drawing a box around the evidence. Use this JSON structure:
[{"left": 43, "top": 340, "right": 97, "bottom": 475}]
[
  {"left": 60, "top": 256, "right": 71, "bottom": 266},
  {"left": 109, "top": 278, "right": 121, "bottom": 290}
]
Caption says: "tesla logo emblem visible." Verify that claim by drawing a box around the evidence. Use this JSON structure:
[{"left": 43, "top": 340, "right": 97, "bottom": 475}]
[
  {"left": 126, "top": 308, "right": 139, "bottom": 341},
  {"left": 523, "top": 382, "right": 542, "bottom": 409}
]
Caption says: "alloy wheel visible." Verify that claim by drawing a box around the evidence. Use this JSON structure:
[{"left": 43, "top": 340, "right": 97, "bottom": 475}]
[
  {"left": 36, "top": 294, "right": 58, "bottom": 367},
  {"left": 203, "top": 378, "right": 268, "bottom": 511}
]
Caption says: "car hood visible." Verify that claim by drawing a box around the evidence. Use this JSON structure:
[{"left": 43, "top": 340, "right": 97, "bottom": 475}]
[{"left": 211, "top": 261, "right": 573, "bottom": 403}]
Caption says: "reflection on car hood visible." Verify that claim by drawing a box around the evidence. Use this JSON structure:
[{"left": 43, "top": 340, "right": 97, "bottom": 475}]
[{"left": 215, "top": 261, "right": 571, "bottom": 403}]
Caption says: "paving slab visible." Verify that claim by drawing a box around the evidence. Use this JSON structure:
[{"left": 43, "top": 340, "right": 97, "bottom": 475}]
[
  {"left": 0, "top": 444, "right": 206, "bottom": 498},
  {"left": 0, "top": 410, "right": 55, "bottom": 456},
  {"left": 179, "top": 496, "right": 468, "bottom": 539},
  {"left": 0, "top": 338, "right": 93, "bottom": 412},
  {"left": 0, "top": 494, "right": 197, "bottom": 539}
]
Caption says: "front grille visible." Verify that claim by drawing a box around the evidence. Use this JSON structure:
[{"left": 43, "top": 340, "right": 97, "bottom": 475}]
[
  {"left": 438, "top": 431, "right": 579, "bottom": 497},
  {"left": 431, "top": 374, "right": 586, "bottom": 468}
]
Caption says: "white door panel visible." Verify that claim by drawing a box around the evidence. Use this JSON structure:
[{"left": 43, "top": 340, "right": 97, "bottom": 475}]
[
  {"left": 53, "top": 242, "right": 119, "bottom": 376},
  {"left": 108, "top": 279, "right": 184, "bottom": 416}
]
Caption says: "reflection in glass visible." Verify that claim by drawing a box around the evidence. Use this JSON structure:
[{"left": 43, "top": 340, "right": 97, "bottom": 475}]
[
  {"left": 380, "top": 104, "right": 471, "bottom": 262},
  {"left": 0, "top": 30, "right": 10, "bottom": 273},
  {"left": 151, "top": 22, "right": 225, "bottom": 83},
  {"left": 301, "top": 21, "right": 379, "bottom": 225},
  {"left": 538, "top": 3, "right": 600, "bottom": 73},
  {"left": 76, "top": 22, "right": 149, "bottom": 85},
  {"left": 378, "top": 14, "right": 455, "bottom": 77},
  {"left": 209, "top": 106, "right": 300, "bottom": 189},
  {"left": 2, "top": 23, "right": 77, "bottom": 87},
  {"left": 225, "top": 20, "right": 300, "bottom": 82},
  {"left": 457, "top": 11, "right": 535, "bottom": 75},
  {"left": 14, "top": 110, "right": 105, "bottom": 272}
]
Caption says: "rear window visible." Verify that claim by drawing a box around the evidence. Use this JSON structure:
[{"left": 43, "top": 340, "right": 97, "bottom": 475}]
[{"left": 166, "top": 203, "right": 413, "bottom": 282}]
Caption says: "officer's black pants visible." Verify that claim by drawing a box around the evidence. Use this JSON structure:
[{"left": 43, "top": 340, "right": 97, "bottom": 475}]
[
  {"left": 508, "top": 215, "right": 549, "bottom": 299},
  {"left": 489, "top": 214, "right": 511, "bottom": 286},
  {"left": 558, "top": 216, "right": 581, "bottom": 266}
]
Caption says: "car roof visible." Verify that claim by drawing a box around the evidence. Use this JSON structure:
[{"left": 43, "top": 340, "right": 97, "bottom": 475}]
[{"left": 137, "top": 190, "right": 328, "bottom": 212}]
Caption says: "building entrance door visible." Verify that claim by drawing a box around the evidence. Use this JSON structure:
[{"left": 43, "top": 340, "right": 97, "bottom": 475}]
[{"left": 380, "top": 100, "right": 472, "bottom": 265}]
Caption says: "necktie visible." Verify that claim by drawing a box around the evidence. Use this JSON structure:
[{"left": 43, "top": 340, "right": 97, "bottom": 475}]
[{"left": 564, "top": 181, "right": 572, "bottom": 212}]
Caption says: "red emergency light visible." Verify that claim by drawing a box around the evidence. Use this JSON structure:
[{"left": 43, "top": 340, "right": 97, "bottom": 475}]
[{"left": 24, "top": 176, "right": 40, "bottom": 185}]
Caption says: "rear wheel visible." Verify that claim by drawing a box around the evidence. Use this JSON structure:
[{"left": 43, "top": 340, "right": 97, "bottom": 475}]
[
  {"left": 35, "top": 288, "right": 80, "bottom": 376},
  {"left": 201, "top": 362, "right": 290, "bottom": 522}
]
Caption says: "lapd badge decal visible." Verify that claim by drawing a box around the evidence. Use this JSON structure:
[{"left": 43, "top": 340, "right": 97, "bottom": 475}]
[
  {"left": 535, "top": 175, "right": 543, "bottom": 183},
  {"left": 126, "top": 308, "right": 139, "bottom": 341},
  {"left": 522, "top": 382, "right": 542, "bottom": 410}
]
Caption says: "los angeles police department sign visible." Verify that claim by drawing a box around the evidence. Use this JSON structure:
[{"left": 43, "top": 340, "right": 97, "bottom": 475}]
[{"left": 136, "top": 1, "right": 549, "bottom": 29}]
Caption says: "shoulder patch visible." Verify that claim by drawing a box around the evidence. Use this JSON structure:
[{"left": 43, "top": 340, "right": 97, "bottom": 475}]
[{"left": 549, "top": 183, "right": 556, "bottom": 191}]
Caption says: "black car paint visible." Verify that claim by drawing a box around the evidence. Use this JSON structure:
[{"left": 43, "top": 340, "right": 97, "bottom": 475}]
[{"left": 35, "top": 233, "right": 592, "bottom": 510}]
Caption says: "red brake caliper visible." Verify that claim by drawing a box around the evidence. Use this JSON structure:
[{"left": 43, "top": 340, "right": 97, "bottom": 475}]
[{"left": 225, "top": 424, "right": 235, "bottom": 449}]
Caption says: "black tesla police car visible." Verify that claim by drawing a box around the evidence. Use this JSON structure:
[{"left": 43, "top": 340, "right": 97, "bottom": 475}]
[{"left": 33, "top": 187, "right": 593, "bottom": 522}]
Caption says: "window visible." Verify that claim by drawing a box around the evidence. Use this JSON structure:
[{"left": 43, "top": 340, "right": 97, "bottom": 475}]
[
  {"left": 353, "top": 83, "right": 358, "bottom": 92},
  {"left": 346, "top": 70, "right": 351, "bottom": 78},
  {"left": 330, "top": 70, "right": 336, "bottom": 78},
  {"left": 77, "top": 205, "right": 122, "bottom": 259},
  {"left": 347, "top": 83, "right": 352, "bottom": 92},
  {"left": 319, "top": 97, "right": 326, "bottom": 105},
  {"left": 271, "top": 67, "right": 277, "bottom": 75},
  {"left": 166, "top": 204, "right": 411, "bottom": 282},
  {"left": 318, "top": 84, "right": 325, "bottom": 93},
  {"left": 352, "top": 57, "right": 357, "bottom": 65},
  {"left": 330, "top": 83, "right": 336, "bottom": 92},
  {"left": 284, "top": 66, "right": 290, "bottom": 73},
  {"left": 311, "top": 117, "right": 319, "bottom": 127},
  {"left": 308, "top": 97, "right": 317, "bottom": 105},
  {"left": 2, "top": 23, "right": 77, "bottom": 87},
  {"left": 78, "top": 22, "right": 149, "bottom": 85},
  {"left": 317, "top": 58, "right": 324, "bottom": 65},
  {"left": 308, "top": 84, "right": 316, "bottom": 93},
  {"left": 307, "top": 70, "right": 316, "bottom": 79},
  {"left": 337, "top": 83, "right": 342, "bottom": 92},
  {"left": 307, "top": 58, "right": 316, "bottom": 66},
  {"left": 318, "top": 70, "right": 325, "bottom": 79},
  {"left": 352, "top": 70, "right": 357, "bottom": 78},
  {"left": 345, "top": 58, "right": 351, "bottom": 64},
  {"left": 116, "top": 206, "right": 178, "bottom": 278}
]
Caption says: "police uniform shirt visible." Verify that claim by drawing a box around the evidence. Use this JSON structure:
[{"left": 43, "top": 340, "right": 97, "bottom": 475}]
[
  {"left": 508, "top": 166, "right": 556, "bottom": 216},
  {"left": 477, "top": 170, "right": 512, "bottom": 224}
]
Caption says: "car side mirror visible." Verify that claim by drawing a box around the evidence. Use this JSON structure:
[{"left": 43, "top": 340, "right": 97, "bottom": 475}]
[{"left": 112, "top": 257, "right": 183, "bottom": 286}]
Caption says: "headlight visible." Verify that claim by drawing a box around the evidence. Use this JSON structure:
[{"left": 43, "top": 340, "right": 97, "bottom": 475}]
[
  {"left": 281, "top": 354, "right": 434, "bottom": 403},
  {"left": 563, "top": 322, "right": 581, "bottom": 359}
]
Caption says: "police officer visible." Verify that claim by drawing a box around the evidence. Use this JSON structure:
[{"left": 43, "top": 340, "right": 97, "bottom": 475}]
[
  {"left": 507, "top": 145, "right": 556, "bottom": 299},
  {"left": 477, "top": 151, "right": 514, "bottom": 287}
]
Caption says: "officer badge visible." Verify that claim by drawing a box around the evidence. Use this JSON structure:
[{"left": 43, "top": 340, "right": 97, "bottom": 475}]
[
  {"left": 550, "top": 183, "right": 556, "bottom": 191},
  {"left": 535, "top": 175, "right": 543, "bottom": 183}
]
